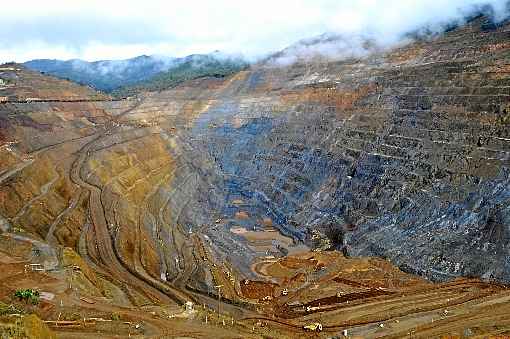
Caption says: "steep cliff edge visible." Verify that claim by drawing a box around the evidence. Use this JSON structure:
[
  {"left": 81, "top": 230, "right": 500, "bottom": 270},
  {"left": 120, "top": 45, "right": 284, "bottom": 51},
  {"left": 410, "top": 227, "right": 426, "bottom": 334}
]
[{"left": 162, "top": 15, "right": 510, "bottom": 283}]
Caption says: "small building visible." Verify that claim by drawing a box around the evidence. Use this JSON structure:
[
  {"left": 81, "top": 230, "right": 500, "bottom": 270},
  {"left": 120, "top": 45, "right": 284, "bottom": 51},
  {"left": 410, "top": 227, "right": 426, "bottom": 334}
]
[
  {"left": 185, "top": 301, "right": 194, "bottom": 312},
  {"left": 25, "top": 98, "right": 41, "bottom": 103}
]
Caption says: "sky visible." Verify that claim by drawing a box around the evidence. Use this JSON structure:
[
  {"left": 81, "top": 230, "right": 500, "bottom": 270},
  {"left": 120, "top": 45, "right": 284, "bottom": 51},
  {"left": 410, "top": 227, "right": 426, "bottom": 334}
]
[{"left": 1, "top": 0, "right": 509, "bottom": 63}]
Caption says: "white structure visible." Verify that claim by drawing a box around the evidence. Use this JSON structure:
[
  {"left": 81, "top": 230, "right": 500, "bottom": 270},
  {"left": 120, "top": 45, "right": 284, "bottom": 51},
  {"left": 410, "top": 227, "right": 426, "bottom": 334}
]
[{"left": 185, "top": 301, "right": 194, "bottom": 312}]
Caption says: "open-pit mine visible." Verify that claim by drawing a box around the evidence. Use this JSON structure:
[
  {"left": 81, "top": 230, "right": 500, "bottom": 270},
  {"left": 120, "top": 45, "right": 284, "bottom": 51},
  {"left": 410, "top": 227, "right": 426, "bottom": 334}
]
[{"left": 1, "top": 15, "right": 510, "bottom": 338}]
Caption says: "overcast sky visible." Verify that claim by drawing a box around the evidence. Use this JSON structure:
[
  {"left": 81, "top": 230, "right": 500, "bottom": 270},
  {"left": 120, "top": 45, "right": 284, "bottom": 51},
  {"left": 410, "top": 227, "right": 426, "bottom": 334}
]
[{"left": 1, "top": 0, "right": 508, "bottom": 63}]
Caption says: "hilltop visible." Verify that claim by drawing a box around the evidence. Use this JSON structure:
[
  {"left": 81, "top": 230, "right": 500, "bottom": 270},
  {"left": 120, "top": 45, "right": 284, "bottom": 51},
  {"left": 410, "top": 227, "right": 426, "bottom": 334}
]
[{"left": 24, "top": 53, "right": 248, "bottom": 94}]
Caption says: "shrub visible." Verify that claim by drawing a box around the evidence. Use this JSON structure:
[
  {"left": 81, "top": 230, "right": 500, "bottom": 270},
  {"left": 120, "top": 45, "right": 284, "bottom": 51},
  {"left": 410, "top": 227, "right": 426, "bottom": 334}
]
[
  {"left": 14, "top": 289, "right": 40, "bottom": 305},
  {"left": 111, "top": 313, "right": 121, "bottom": 321},
  {"left": 0, "top": 302, "right": 23, "bottom": 315},
  {"left": 499, "top": 106, "right": 510, "bottom": 125}
]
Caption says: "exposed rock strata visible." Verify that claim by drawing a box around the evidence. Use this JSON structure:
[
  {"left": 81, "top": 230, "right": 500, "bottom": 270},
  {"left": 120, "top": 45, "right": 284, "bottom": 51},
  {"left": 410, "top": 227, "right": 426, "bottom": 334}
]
[{"left": 0, "top": 16, "right": 509, "bottom": 310}]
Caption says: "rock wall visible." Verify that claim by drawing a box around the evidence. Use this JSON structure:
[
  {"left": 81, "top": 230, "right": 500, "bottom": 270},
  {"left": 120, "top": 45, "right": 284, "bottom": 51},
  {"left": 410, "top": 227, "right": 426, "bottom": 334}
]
[
  {"left": 0, "top": 16, "right": 509, "bottom": 300},
  {"left": 154, "top": 16, "right": 510, "bottom": 283}
]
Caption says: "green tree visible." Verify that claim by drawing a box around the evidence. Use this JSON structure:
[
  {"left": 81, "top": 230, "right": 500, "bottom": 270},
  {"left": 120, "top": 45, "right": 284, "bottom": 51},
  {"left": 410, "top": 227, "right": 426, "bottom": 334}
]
[{"left": 14, "top": 289, "right": 40, "bottom": 305}]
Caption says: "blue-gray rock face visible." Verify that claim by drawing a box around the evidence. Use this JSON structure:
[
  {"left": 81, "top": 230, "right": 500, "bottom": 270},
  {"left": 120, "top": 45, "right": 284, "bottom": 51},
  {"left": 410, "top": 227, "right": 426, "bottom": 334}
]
[
  {"left": 166, "top": 16, "right": 510, "bottom": 283},
  {"left": 2, "top": 16, "right": 508, "bottom": 293}
]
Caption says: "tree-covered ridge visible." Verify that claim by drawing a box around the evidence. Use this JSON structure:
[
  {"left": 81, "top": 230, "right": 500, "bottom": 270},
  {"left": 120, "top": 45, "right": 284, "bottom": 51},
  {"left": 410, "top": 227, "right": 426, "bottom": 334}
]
[
  {"left": 113, "top": 54, "right": 248, "bottom": 97},
  {"left": 24, "top": 53, "right": 249, "bottom": 95}
]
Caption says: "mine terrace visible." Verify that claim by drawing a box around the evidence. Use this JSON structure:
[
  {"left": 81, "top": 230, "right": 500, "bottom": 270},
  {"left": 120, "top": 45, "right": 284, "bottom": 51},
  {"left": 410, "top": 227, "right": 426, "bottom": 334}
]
[{"left": 0, "top": 13, "right": 510, "bottom": 339}]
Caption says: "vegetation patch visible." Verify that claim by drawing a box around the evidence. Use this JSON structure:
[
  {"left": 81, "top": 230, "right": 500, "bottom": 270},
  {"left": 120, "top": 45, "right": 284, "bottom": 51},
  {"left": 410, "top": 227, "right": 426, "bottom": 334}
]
[
  {"left": 0, "top": 314, "right": 55, "bottom": 339},
  {"left": 498, "top": 105, "right": 510, "bottom": 125},
  {"left": 113, "top": 56, "right": 248, "bottom": 97},
  {"left": 13, "top": 290, "right": 40, "bottom": 305},
  {"left": 110, "top": 312, "right": 121, "bottom": 321},
  {"left": 0, "top": 302, "right": 23, "bottom": 316}
]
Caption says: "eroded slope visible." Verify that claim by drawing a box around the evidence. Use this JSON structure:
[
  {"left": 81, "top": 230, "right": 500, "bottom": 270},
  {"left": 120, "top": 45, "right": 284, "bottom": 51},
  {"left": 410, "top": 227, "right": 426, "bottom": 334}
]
[{"left": 0, "top": 16, "right": 510, "bottom": 338}]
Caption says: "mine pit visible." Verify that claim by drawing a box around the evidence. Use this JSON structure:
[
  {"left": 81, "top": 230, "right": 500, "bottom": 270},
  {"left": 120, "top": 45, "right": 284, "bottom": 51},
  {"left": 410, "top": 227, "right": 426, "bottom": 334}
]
[{"left": 0, "top": 13, "right": 510, "bottom": 338}]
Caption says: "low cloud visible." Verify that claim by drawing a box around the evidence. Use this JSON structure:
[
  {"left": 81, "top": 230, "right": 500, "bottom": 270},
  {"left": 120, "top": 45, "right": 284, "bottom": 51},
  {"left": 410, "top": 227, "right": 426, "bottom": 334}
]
[
  {"left": 0, "top": 0, "right": 509, "bottom": 63},
  {"left": 268, "top": 1, "right": 509, "bottom": 66}
]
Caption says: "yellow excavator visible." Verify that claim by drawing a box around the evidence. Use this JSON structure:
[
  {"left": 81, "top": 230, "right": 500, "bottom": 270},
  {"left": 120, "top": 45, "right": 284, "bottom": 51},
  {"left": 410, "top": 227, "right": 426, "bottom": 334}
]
[{"left": 303, "top": 322, "right": 323, "bottom": 332}]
